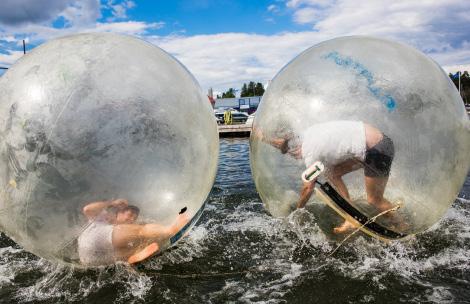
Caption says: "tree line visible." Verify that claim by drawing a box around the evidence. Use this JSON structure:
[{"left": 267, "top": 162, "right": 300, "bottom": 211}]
[
  {"left": 218, "top": 81, "right": 265, "bottom": 98},
  {"left": 218, "top": 74, "right": 468, "bottom": 105},
  {"left": 449, "top": 71, "right": 469, "bottom": 105}
]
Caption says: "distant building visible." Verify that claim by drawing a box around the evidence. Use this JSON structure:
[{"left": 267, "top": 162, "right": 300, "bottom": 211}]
[{"left": 214, "top": 96, "right": 261, "bottom": 114}]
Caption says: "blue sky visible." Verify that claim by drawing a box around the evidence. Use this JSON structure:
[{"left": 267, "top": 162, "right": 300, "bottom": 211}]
[
  {"left": 1, "top": 0, "right": 470, "bottom": 94},
  {"left": 124, "top": 1, "right": 309, "bottom": 35}
]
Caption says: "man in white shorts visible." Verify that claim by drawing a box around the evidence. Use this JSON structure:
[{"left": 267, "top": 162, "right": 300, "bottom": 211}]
[
  {"left": 254, "top": 120, "right": 396, "bottom": 233},
  {"left": 78, "top": 199, "right": 189, "bottom": 266}
]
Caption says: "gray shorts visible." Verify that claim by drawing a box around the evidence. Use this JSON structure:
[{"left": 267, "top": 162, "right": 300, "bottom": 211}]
[{"left": 364, "top": 135, "right": 394, "bottom": 177}]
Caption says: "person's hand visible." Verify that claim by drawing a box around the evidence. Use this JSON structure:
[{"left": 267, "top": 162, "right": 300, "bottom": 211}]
[
  {"left": 297, "top": 178, "right": 316, "bottom": 209},
  {"left": 303, "top": 178, "right": 316, "bottom": 188},
  {"left": 111, "top": 198, "right": 128, "bottom": 210},
  {"left": 290, "top": 145, "right": 303, "bottom": 159}
]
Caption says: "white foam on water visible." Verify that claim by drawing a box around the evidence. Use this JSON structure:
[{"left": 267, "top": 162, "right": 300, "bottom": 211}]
[
  {"left": 3, "top": 254, "right": 153, "bottom": 303},
  {"left": 286, "top": 208, "right": 332, "bottom": 251},
  {"left": 115, "top": 268, "right": 152, "bottom": 301},
  {"left": 0, "top": 246, "right": 24, "bottom": 285},
  {"left": 205, "top": 192, "right": 470, "bottom": 303},
  {"left": 144, "top": 225, "right": 209, "bottom": 270},
  {"left": 415, "top": 285, "right": 454, "bottom": 304},
  {"left": 240, "top": 263, "right": 303, "bottom": 303},
  {"left": 0, "top": 185, "right": 469, "bottom": 303},
  {"left": 14, "top": 264, "right": 75, "bottom": 302},
  {"left": 200, "top": 201, "right": 308, "bottom": 303},
  {"left": 297, "top": 197, "right": 468, "bottom": 303},
  {"left": 207, "top": 261, "right": 303, "bottom": 304}
]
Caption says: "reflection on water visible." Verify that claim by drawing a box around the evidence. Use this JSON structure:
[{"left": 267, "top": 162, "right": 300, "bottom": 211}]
[{"left": 0, "top": 138, "right": 469, "bottom": 303}]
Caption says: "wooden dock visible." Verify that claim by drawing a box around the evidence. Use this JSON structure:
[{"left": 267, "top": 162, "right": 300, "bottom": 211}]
[{"left": 218, "top": 122, "right": 252, "bottom": 137}]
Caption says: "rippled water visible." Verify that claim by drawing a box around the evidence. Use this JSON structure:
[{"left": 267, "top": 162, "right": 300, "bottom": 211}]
[{"left": 1, "top": 138, "right": 469, "bottom": 303}]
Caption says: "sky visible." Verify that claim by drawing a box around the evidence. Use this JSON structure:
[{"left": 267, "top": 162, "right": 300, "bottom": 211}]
[{"left": 0, "top": 0, "right": 469, "bottom": 95}]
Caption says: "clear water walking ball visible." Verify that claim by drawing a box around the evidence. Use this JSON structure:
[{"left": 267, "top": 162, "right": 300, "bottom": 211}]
[
  {"left": 250, "top": 36, "right": 469, "bottom": 240},
  {"left": 0, "top": 33, "right": 218, "bottom": 265}
]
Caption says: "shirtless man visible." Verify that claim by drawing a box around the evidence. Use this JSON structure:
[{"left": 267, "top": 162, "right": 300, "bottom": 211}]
[
  {"left": 78, "top": 199, "right": 189, "bottom": 266},
  {"left": 254, "top": 120, "right": 396, "bottom": 233}
]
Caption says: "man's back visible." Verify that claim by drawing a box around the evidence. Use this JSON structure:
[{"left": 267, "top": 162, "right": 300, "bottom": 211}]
[{"left": 301, "top": 120, "right": 366, "bottom": 167}]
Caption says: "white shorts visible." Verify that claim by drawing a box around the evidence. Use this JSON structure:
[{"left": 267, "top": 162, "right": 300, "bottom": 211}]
[{"left": 78, "top": 221, "right": 115, "bottom": 266}]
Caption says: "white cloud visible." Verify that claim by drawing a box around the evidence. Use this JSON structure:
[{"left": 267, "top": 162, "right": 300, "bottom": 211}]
[
  {"left": 2, "top": 35, "right": 16, "bottom": 43},
  {"left": 0, "top": 0, "right": 162, "bottom": 46},
  {"left": 94, "top": 21, "right": 164, "bottom": 34},
  {"left": 432, "top": 41, "right": 470, "bottom": 73},
  {"left": 0, "top": 0, "right": 74, "bottom": 25},
  {"left": 148, "top": 32, "right": 327, "bottom": 91},
  {"left": 1, "top": 0, "right": 469, "bottom": 92},
  {"left": 267, "top": 4, "right": 280, "bottom": 13},
  {"left": 0, "top": 0, "right": 161, "bottom": 76},
  {"left": 293, "top": 7, "right": 321, "bottom": 24},
  {"left": 145, "top": 29, "right": 470, "bottom": 93},
  {"left": 283, "top": 0, "right": 470, "bottom": 51},
  {"left": 0, "top": 50, "right": 24, "bottom": 67},
  {"left": 141, "top": 0, "right": 470, "bottom": 92},
  {"left": 58, "top": 0, "right": 102, "bottom": 27},
  {"left": 106, "top": 0, "right": 136, "bottom": 20},
  {"left": 443, "top": 64, "right": 470, "bottom": 74},
  {"left": 286, "top": 0, "right": 332, "bottom": 9}
]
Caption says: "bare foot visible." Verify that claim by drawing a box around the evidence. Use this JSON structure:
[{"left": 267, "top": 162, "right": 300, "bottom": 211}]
[
  {"left": 333, "top": 220, "right": 357, "bottom": 233},
  {"left": 376, "top": 198, "right": 407, "bottom": 229},
  {"left": 377, "top": 198, "right": 404, "bottom": 216},
  {"left": 127, "top": 242, "right": 159, "bottom": 264}
]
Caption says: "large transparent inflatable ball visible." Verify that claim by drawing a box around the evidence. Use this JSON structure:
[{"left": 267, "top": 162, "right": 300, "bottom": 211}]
[
  {"left": 250, "top": 36, "right": 469, "bottom": 240},
  {"left": 0, "top": 33, "right": 218, "bottom": 266}
]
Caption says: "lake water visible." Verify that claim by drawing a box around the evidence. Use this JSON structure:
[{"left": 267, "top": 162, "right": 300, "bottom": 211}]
[{"left": 1, "top": 138, "right": 469, "bottom": 303}]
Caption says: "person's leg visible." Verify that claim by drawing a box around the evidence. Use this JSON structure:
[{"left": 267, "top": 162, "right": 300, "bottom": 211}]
[
  {"left": 363, "top": 134, "right": 395, "bottom": 212},
  {"left": 328, "top": 159, "right": 363, "bottom": 199},
  {"left": 328, "top": 159, "right": 363, "bottom": 233},
  {"left": 364, "top": 176, "right": 394, "bottom": 212},
  {"left": 364, "top": 175, "right": 406, "bottom": 232},
  {"left": 112, "top": 213, "right": 189, "bottom": 260},
  {"left": 112, "top": 223, "right": 167, "bottom": 249}
]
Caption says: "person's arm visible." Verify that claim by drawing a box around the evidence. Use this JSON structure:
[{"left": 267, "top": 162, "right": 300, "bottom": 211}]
[
  {"left": 138, "top": 212, "right": 190, "bottom": 241},
  {"left": 253, "top": 126, "right": 289, "bottom": 153},
  {"left": 297, "top": 179, "right": 315, "bottom": 209},
  {"left": 82, "top": 199, "right": 128, "bottom": 220}
]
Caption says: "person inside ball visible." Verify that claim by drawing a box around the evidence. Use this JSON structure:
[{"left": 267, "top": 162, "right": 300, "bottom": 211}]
[
  {"left": 78, "top": 199, "right": 189, "bottom": 266},
  {"left": 253, "top": 120, "right": 400, "bottom": 233}
]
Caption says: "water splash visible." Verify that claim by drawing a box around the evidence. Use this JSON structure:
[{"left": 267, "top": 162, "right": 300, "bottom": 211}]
[{"left": 0, "top": 139, "right": 468, "bottom": 303}]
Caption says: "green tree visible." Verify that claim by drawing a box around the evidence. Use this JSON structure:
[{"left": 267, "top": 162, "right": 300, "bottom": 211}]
[
  {"left": 221, "top": 88, "right": 236, "bottom": 98},
  {"left": 240, "top": 81, "right": 265, "bottom": 97},
  {"left": 240, "top": 83, "right": 248, "bottom": 97},
  {"left": 449, "top": 71, "right": 470, "bottom": 105},
  {"left": 247, "top": 81, "right": 255, "bottom": 97},
  {"left": 254, "top": 82, "right": 265, "bottom": 96}
]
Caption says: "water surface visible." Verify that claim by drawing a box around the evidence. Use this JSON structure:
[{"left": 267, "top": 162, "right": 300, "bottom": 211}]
[{"left": 1, "top": 138, "right": 469, "bottom": 303}]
